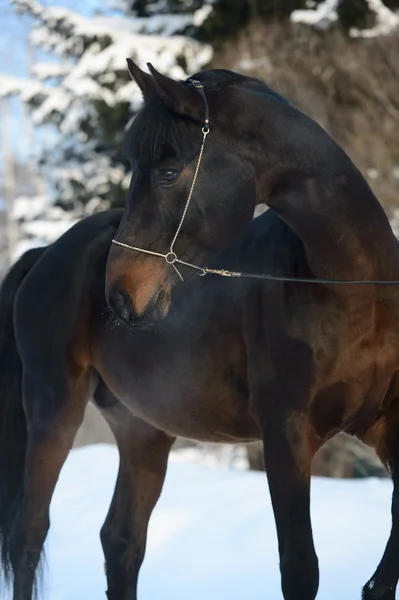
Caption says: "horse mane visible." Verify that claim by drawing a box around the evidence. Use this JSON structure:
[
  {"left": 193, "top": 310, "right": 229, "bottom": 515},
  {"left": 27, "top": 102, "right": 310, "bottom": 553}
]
[
  {"left": 123, "top": 69, "right": 289, "bottom": 165},
  {"left": 190, "top": 69, "right": 290, "bottom": 105}
]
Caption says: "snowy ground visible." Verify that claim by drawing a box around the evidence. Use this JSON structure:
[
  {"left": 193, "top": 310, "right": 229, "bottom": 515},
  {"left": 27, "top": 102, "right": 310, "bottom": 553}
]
[{"left": 38, "top": 444, "right": 394, "bottom": 599}]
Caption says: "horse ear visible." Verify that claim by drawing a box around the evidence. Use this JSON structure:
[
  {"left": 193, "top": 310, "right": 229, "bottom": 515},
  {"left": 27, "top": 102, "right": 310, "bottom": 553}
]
[
  {"left": 147, "top": 63, "right": 203, "bottom": 122},
  {"left": 126, "top": 58, "right": 155, "bottom": 100}
]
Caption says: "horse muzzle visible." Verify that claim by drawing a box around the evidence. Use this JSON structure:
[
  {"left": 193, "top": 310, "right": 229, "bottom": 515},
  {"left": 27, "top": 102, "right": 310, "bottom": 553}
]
[{"left": 106, "top": 282, "right": 170, "bottom": 329}]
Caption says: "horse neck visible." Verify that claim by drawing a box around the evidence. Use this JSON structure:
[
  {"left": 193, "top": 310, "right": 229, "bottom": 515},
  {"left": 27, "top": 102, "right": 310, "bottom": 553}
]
[{"left": 248, "top": 109, "right": 399, "bottom": 282}]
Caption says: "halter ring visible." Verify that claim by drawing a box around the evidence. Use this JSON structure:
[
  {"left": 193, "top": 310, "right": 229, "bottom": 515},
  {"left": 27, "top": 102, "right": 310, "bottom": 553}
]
[{"left": 165, "top": 251, "right": 178, "bottom": 264}]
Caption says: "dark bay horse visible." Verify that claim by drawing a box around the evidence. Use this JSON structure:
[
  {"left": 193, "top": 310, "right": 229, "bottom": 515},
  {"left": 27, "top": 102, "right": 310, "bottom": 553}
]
[{"left": 1, "top": 63, "right": 399, "bottom": 600}]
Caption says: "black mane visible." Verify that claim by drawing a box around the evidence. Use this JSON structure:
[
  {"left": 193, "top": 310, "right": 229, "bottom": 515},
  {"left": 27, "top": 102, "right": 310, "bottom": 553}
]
[{"left": 123, "top": 69, "right": 289, "bottom": 165}]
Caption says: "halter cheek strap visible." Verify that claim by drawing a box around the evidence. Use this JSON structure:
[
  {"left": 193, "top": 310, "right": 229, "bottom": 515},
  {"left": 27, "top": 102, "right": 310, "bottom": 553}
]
[{"left": 112, "top": 79, "right": 210, "bottom": 282}]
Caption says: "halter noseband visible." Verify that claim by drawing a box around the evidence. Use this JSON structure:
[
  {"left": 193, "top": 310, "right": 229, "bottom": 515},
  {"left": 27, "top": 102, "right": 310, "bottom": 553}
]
[{"left": 112, "top": 79, "right": 211, "bottom": 282}]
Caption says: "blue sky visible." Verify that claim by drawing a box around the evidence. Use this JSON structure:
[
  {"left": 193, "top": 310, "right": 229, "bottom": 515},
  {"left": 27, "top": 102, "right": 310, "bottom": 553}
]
[
  {"left": 0, "top": 0, "right": 106, "bottom": 78},
  {"left": 0, "top": 0, "right": 106, "bottom": 161}
]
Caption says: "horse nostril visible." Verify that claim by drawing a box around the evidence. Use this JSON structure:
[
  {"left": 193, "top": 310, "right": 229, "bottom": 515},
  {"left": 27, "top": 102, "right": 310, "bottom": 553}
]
[{"left": 108, "top": 287, "right": 136, "bottom": 323}]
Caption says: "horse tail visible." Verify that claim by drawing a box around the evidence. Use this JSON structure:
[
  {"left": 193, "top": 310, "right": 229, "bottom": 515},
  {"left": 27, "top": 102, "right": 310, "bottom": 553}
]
[{"left": 0, "top": 247, "right": 46, "bottom": 582}]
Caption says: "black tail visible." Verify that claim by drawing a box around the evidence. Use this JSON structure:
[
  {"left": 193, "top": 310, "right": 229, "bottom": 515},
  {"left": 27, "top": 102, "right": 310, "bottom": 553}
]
[{"left": 0, "top": 247, "right": 46, "bottom": 582}]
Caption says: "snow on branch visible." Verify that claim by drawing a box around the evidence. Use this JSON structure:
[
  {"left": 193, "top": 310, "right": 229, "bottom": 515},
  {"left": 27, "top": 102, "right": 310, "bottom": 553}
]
[
  {"left": 32, "top": 62, "right": 71, "bottom": 80},
  {"left": 350, "top": 0, "right": 399, "bottom": 37},
  {"left": 291, "top": 0, "right": 339, "bottom": 29},
  {"left": 31, "top": 87, "right": 73, "bottom": 124},
  {"left": 291, "top": 0, "right": 399, "bottom": 36},
  {"left": 11, "top": 193, "right": 80, "bottom": 260},
  {"left": 13, "top": 0, "right": 89, "bottom": 56},
  {"left": 0, "top": 75, "right": 47, "bottom": 102},
  {"left": 69, "top": 33, "right": 211, "bottom": 83}
]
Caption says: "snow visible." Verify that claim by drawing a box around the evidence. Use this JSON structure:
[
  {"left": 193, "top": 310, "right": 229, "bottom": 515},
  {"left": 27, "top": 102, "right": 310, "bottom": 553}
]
[
  {"left": 11, "top": 194, "right": 80, "bottom": 260},
  {"left": 32, "top": 443, "right": 393, "bottom": 600},
  {"left": 291, "top": 0, "right": 399, "bottom": 36},
  {"left": 32, "top": 62, "right": 71, "bottom": 80},
  {"left": 350, "top": 0, "right": 399, "bottom": 38},
  {"left": 291, "top": 0, "right": 339, "bottom": 29},
  {"left": 0, "top": 75, "right": 47, "bottom": 102},
  {"left": 192, "top": 5, "right": 214, "bottom": 27},
  {"left": 32, "top": 88, "right": 74, "bottom": 123},
  {"left": 22, "top": 218, "right": 78, "bottom": 240},
  {"left": 235, "top": 56, "right": 273, "bottom": 74},
  {"left": 12, "top": 194, "right": 52, "bottom": 220}
]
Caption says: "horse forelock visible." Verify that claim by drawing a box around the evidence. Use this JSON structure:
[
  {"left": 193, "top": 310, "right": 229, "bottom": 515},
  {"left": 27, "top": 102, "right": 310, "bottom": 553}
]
[{"left": 123, "top": 94, "right": 182, "bottom": 165}]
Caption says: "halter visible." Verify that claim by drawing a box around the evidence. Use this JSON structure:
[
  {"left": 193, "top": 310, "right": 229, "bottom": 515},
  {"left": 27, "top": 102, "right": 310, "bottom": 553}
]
[
  {"left": 112, "top": 79, "right": 211, "bottom": 282},
  {"left": 112, "top": 82, "right": 399, "bottom": 287}
]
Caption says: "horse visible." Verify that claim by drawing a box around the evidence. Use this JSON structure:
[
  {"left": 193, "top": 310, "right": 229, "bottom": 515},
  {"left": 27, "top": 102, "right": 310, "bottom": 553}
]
[
  {"left": 0, "top": 63, "right": 399, "bottom": 600},
  {"left": 103, "top": 62, "right": 399, "bottom": 600}
]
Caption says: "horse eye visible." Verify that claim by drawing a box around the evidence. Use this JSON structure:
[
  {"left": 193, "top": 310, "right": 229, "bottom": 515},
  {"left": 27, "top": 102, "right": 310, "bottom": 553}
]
[{"left": 159, "top": 169, "right": 179, "bottom": 185}]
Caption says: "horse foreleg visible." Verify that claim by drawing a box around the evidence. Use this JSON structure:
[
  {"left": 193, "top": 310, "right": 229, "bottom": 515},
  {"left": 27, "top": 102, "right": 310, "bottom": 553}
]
[
  {"left": 363, "top": 419, "right": 399, "bottom": 600},
  {"left": 95, "top": 384, "right": 174, "bottom": 600},
  {"left": 9, "top": 367, "right": 91, "bottom": 600},
  {"left": 255, "top": 398, "right": 319, "bottom": 600}
]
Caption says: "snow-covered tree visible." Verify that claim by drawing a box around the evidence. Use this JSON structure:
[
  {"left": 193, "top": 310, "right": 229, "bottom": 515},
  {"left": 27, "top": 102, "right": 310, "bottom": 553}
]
[{"left": 0, "top": 0, "right": 212, "bottom": 256}]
